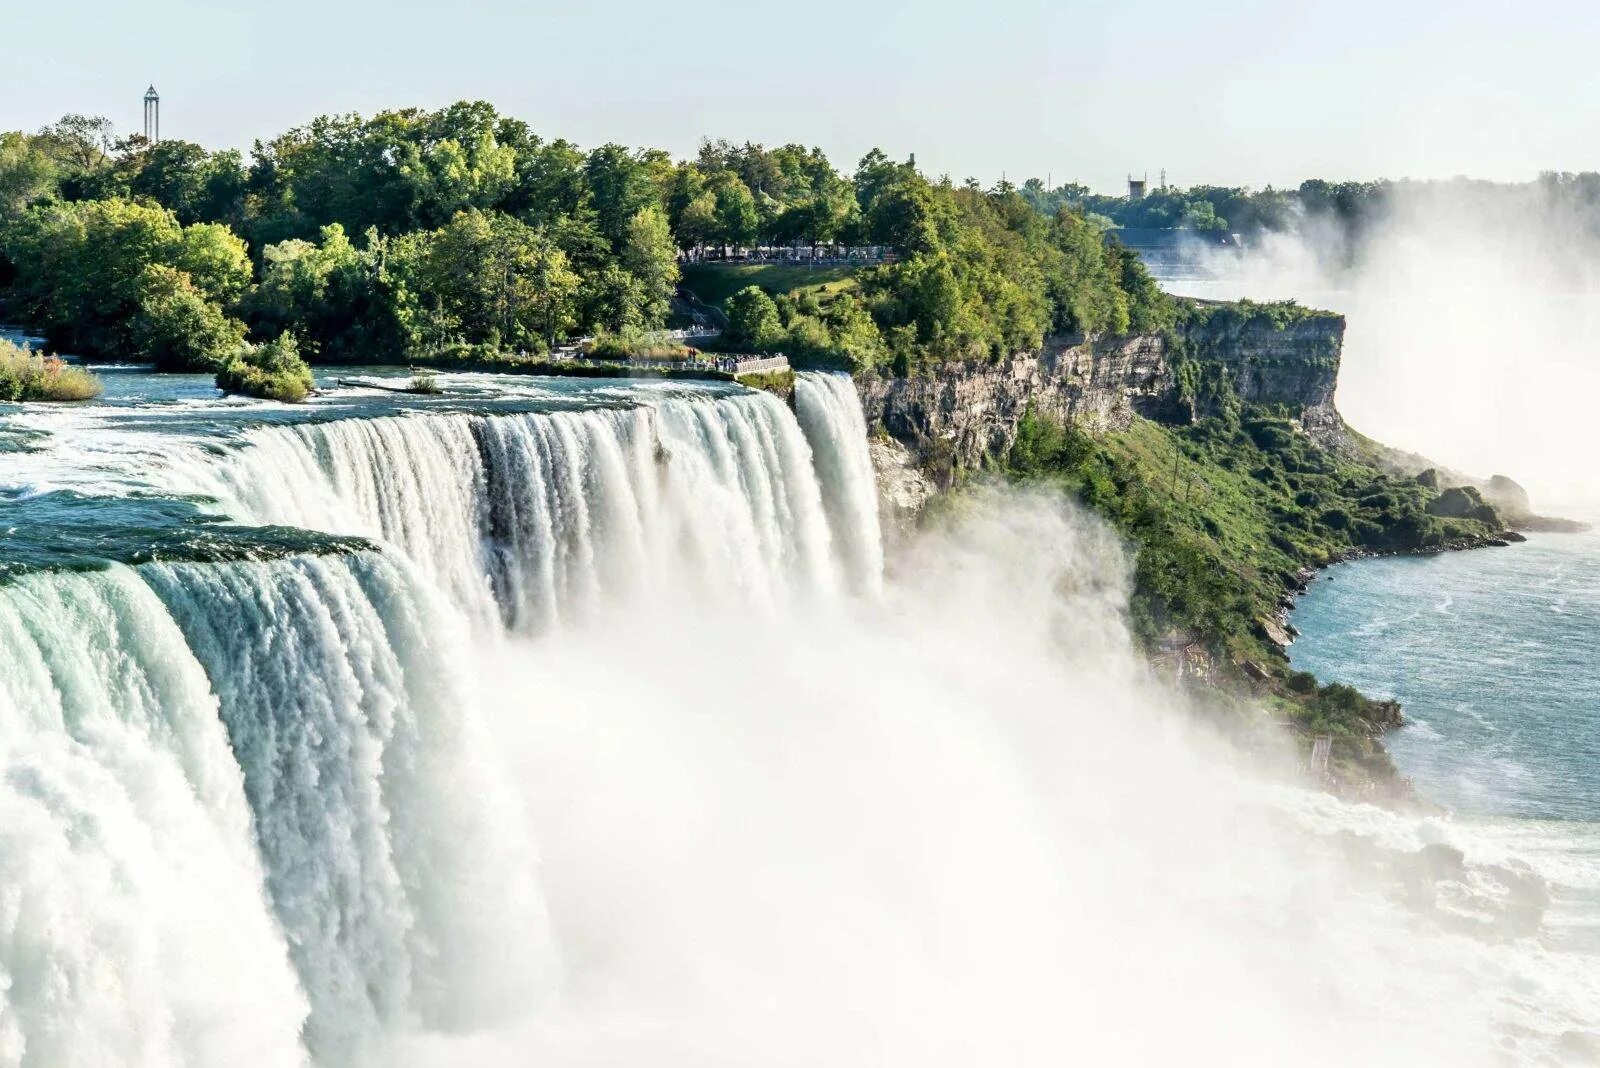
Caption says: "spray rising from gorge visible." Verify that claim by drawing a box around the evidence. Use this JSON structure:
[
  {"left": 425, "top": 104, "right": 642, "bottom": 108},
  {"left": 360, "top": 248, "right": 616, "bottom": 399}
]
[
  {"left": 1163, "top": 182, "right": 1600, "bottom": 513},
  {"left": 0, "top": 373, "right": 1595, "bottom": 1065}
]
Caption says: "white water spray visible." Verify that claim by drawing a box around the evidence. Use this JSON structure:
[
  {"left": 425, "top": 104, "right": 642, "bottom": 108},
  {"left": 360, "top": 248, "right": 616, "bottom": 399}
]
[
  {"left": 1, "top": 375, "right": 1594, "bottom": 1066},
  {"left": 0, "top": 567, "right": 308, "bottom": 1067}
]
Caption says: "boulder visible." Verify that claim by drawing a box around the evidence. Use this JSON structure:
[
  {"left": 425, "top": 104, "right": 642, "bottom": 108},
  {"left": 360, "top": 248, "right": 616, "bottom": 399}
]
[
  {"left": 1426, "top": 486, "right": 1500, "bottom": 526},
  {"left": 1482, "top": 473, "right": 1531, "bottom": 514}
]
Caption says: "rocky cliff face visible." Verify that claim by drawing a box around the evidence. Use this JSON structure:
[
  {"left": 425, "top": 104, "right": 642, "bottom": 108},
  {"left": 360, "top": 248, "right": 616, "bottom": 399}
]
[
  {"left": 855, "top": 312, "right": 1346, "bottom": 506},
  {"left": 853, "top": 335, "right": 1167, "bottom": 483},
  {"left": 1186, "top": 314, "right": 1344, "bottom": 414}
]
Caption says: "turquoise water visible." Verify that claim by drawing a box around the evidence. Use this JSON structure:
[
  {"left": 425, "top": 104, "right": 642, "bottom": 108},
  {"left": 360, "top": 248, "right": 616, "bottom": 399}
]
[{"left": 1291, "top": 529, "right": 1600, "bottom": 822}]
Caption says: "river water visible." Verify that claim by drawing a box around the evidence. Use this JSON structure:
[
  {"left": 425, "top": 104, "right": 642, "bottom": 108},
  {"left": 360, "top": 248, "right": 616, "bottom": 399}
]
[{"left": 1288, "top": 524, "right": 1600, "bottom": 973}]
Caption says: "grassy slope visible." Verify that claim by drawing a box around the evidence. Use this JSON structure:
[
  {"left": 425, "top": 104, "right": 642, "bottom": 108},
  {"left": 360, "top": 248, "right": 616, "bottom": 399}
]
[
  {"left": 1010, "top": 404, "right": 1501, "bottom": 780},
  {"left": 680, "top": 263, "right": 859, "bottom": 307}
]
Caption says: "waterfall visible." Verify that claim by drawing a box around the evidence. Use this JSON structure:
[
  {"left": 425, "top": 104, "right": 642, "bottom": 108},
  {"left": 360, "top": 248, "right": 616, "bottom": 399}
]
[
  {"left": 795, "top": 373, "right": 885, "bottom": 595},
  {"left": 161, "top": 384, "right": 884, "bottom": 629},
  {"left": 0, "top": 566, "right": 309, "bottom": 1067},
  {"left": 0, "top": 376, "right": 893, "bottom": 1065},
  {"left": 4, "top": 371, "right": 1594, "bottom": 1065},
  {"left": 0, "top": 555, "right": 549, "bottom": 1066}
]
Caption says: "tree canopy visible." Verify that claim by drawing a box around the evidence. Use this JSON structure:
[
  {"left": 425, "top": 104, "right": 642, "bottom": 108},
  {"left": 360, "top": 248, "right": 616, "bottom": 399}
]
[{"left": 0, "top": 101, "right": 1182, "bottom": 373}]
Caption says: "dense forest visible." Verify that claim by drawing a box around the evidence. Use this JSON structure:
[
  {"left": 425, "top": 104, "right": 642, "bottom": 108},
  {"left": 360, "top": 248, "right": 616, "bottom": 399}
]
[{"left": 0, "top": 105, "right": 1170, "bottom": 378}]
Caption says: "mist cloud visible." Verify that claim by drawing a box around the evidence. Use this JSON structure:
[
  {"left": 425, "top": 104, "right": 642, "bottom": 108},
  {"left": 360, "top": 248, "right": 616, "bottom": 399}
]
[
  {"left": 1170, "top": 182, "right": 1600, "bottom": 514},
  {"left": 391, "top": 489, "right": 1596, "bottom": 1066}
]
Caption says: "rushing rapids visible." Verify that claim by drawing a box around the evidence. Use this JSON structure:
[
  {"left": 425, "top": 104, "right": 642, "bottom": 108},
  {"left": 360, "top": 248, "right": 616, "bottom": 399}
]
[{"left": 1, "top": 368, "right": 1596, "bottom": 1066}]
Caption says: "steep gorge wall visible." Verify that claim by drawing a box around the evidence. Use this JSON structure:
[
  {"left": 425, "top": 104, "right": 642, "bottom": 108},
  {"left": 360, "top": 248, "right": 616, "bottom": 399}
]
[
  {"left": 853, "top": 335, "right": 1168, "bottom": 483},
  {"left": 855, "top": 313, "right": 1346, "bottom": 501},
  {"left": 1182, "top": 312, "right": 1345, "bottom": 431}
]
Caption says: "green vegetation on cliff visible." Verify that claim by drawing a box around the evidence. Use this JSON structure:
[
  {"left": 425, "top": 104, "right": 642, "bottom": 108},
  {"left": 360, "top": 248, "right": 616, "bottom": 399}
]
[{"left": 1009, "top": 397, "right": 1501, "bottom": 776}]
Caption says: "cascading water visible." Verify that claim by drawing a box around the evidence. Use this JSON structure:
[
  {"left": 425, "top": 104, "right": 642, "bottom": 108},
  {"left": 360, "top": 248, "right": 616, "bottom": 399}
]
[
  {"left": 141, "top": 554, "right": 549, "bottom": 1062},
  {"left": 161, "top": 380, "right": 879, "bottom": 630},
  {"left": 3, "top": 370, "right": 1595, "bottom": 1066},
  {"left": 0, "top": 373, "right": 886, "bottom": 1066},
  {"left": 0, "top": 553, "right": 549, "bottom": 1066},
  {"left": 0, "top": 565, "right": 309, "bottom": 1067},
  {"left": 794, "top": 373, "right": 885, "bottom": 594}
]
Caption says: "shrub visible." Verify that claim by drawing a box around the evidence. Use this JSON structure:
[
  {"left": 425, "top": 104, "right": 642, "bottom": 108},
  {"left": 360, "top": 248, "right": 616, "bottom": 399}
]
[
  {"left": 1287, "top": 671, "right": 1319, "bottom": 695},
  {"left": 585, "top": 330, "right": 693, "bottom": 361},
  {"left": 216, "top": 333, "right": 314, "bottom": 403},
  {"left": 724, "top": 286, "right": 783, "bottom": 351},
  {"left": 408, "top": 370, "right": 442, "bottom": 394},
  {"left": 0, "top": 339, "right": 102, "bottom": 401}
]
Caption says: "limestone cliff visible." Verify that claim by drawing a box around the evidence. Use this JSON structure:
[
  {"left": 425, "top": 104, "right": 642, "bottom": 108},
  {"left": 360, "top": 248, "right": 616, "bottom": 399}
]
[
  {"left": 855, "top": 308, "right": 1346, "bottom": 507},
  {"left": 853, "top": 334, "right": 1167, "bottom": 485},
  {"left": 1179, "top": 305, "right": 1344, "bottom": 418}
]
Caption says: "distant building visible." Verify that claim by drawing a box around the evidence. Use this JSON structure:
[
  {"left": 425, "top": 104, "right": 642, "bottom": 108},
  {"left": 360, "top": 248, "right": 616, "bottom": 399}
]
[
  {"left": 1128, "top": 174, "right": 1147, "bottom": 199},
  {"left": 143, "top": 85, "right": 160, "bottom": 144}
]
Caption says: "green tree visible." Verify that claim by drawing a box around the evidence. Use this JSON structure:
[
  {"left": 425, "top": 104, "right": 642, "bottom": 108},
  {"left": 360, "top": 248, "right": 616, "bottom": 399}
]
[
  {"left": 2, "top": 198, "right": 248, "bottom": 356},
  {"left": 399, "top": 209, "right": 580, "bottom": 350},
  {"left": 173, "top": 222, "right": 253, "bottom": 305},
  {"left": 580, "top": 263, "right": 650, "bottom": 334},
  {"left": 676, "top": 189, "right": 719, "bottom": 251},
  {"left": 34, "top": 114, "right": 115, "bottom": 177},
  {"left": 724, "top": 286, "right": 783, "bottom": 350},
  {"left": 584, "top": 144, "right": 663, "bottom": 249},
  {"left": 620, "top": 205, "right": 680, "bottom": 325},
  {"left": 709, "top": 173, "right": 760, "bottom": 250},
  {"left": 135, "top": 265, "right": 248, "bottom": 371},
  {"left": 0, "top": 133, "right": 59, "bottom": 219},
  {"left": 251, "top": 223, "right": 403, "bottom": 361},
  {"left": 124, "top": 140, "right": 249, "bottom": 226}
]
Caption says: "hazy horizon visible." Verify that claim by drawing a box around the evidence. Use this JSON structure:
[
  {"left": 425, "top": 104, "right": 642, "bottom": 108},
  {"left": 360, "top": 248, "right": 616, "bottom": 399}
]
[{"left": 5, "top": 0, "right": 1600, "bottom": 192}]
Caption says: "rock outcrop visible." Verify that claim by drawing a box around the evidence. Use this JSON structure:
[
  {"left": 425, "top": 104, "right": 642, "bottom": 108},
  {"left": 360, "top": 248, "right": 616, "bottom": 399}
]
[
  {"left": 1425, "top": 485, "right": 1501, "bottom": 526},
  {"left": 854, "top": 311, "right": 1346, "bottom": 485},
  {"left": 1185, "top": 312, "right": 1344, "bottom": 414},
  {"left": 853, "top": 335, "right": 1168, "bottom": 482}
]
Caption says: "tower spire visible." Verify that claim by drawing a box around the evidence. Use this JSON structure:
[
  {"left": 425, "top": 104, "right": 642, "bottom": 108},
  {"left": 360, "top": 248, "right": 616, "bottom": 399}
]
[{"left": 143, "top": 85, "right": 160, "bottom": 144}]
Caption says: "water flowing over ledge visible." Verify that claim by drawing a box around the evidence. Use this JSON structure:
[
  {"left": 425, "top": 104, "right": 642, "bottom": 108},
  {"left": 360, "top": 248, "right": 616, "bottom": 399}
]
[
  {"left": 0, "top": 373, "right": 884, "bottom": 1064},
  {"left": 158, "top": 376, "right": 883, "bottom": 629}
]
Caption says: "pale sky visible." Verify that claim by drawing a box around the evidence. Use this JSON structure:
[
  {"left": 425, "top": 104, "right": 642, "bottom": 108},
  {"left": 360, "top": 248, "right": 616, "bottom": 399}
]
[{"left": 3, "top": 0, "right": 1597, "bottom": 193}]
